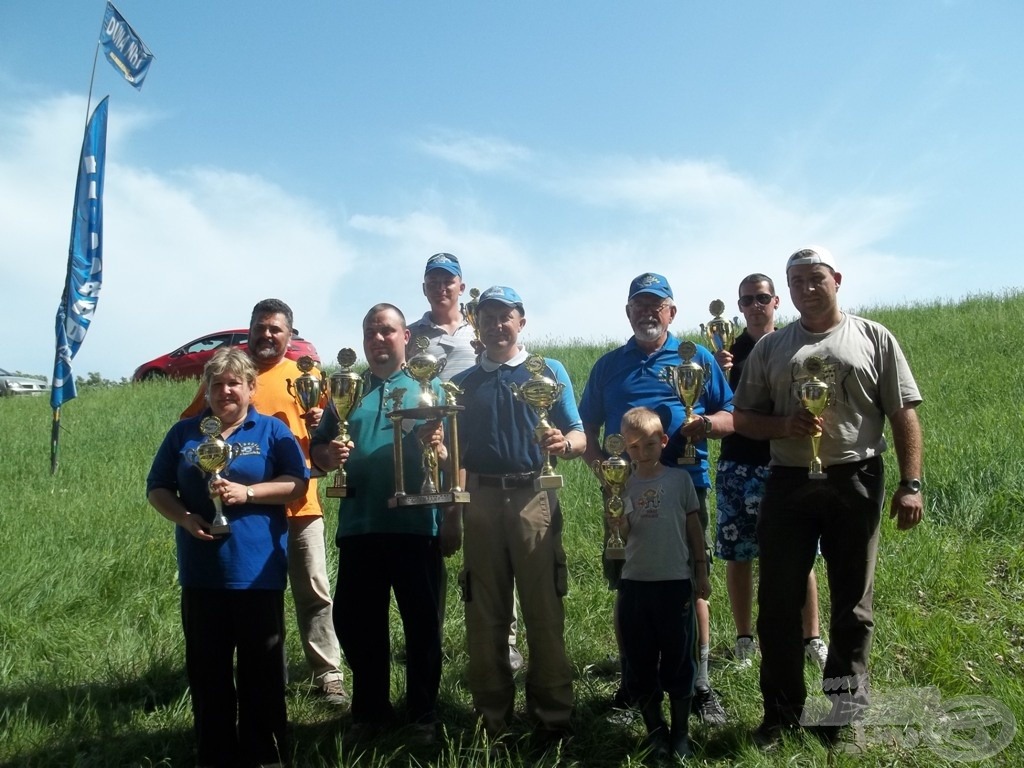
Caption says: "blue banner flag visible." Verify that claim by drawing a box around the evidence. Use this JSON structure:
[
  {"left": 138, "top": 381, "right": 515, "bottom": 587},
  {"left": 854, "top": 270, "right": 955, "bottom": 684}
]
[
  {"left": 51, "top": 97, "right": 109, "bottom": 447},
  {"left": 99, "top": 3, "right": 153, "bottom": 89}
]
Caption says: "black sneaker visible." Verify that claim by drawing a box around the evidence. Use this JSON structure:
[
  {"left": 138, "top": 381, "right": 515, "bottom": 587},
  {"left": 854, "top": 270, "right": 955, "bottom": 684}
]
[
  {"left": 691, "top": 686, "right": 727, "bottom": 726},
  {"left": 751, "top": 720, "right": 787, "bottom": 750}
]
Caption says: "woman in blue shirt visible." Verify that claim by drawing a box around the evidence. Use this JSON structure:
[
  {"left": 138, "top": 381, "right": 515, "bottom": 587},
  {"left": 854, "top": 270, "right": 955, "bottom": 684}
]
[{"left": 148, "top": 347, "right": 308, "bottom": 768}]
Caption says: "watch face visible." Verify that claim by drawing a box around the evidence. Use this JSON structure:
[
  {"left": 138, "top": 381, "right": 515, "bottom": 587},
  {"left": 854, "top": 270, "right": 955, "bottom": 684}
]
[{"left": 902, "top": 479, "right": 922, "bottom": 493}]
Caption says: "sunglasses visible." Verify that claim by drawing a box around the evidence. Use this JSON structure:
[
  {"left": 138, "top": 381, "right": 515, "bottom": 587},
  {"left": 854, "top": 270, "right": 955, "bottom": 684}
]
[{"left": 738, "top": 293, "right": 774, "bottom": 307}]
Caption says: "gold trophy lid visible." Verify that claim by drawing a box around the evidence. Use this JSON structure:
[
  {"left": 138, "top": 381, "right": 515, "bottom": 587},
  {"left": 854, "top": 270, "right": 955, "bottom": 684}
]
[
  {"left": 708, "top": 299, "right": 726, "bottom": 317},
  {"left": 679, "top": 340, "right": 697, "bottom": 361},
  {"left": 297, "top": 355, "right": 316, "bottom": 374},
  {"left": 804, "top": 355, "right": 825, "bottom": 377},
  {"left": 603, "top": 433, "right": 626, "bottom": 456},
  {"left": 336, "top": 348, "right": 357, "bottom": 369},
  {"left": 199, "top": 416, "right": 222, "bottom": 437},
  {"left": 525, "top": 355, "right": 547, "bottom": 376}
]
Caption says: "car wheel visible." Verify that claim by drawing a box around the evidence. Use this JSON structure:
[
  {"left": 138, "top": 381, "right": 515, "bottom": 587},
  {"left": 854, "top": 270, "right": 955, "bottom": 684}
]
[{"left": 142, "top": 370, "right": 165, "bottom": 381}]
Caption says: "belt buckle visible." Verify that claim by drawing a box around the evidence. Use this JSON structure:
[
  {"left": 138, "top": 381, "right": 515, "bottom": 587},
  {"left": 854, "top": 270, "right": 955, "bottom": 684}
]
[{"left": 500, "top": 476, "right": 518, "bottom": 490}]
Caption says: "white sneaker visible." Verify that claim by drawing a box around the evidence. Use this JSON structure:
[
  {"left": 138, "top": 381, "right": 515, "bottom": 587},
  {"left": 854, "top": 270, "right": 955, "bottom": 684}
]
[
  {"left": 734, "top": 636, "right": 758, "bottom": 667},
  {"left": 805, "top": 637, "right": 828, "bottom": 670}
]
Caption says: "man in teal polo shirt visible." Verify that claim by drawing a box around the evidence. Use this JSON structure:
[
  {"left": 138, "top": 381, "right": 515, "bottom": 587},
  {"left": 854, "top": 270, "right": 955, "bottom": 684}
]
[{"left": 312, "top": 303, "right": 454, "bottom": 746}]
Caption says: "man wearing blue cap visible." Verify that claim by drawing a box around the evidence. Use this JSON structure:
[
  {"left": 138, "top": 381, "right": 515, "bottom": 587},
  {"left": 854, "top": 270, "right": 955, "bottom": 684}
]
[
  {"left": 407, "top": 253, "right": 525, "bottom": 673},
  {"left": 579, "top": 272, "right": 734, "bottom": 728},
  {"left": 449, "top": 286, "right": 587, "bottom": 743},
  {"left": 733, "top": 246, "right": 923, "bottom": 747},
  {"left": 407, "top": 253, "right": 478, "bottom": 381}
]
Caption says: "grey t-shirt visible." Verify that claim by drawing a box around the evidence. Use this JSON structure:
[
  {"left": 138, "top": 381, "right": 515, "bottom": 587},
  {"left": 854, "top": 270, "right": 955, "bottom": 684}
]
[
  {"left": 406, "top": 313, "right": 478, "bottom": 382},
  {"left": 621, "top": 466, "right": 699, "bottom": 582},
  {"left": 733, "top": 313, "right": 922, "bottom": 468}
]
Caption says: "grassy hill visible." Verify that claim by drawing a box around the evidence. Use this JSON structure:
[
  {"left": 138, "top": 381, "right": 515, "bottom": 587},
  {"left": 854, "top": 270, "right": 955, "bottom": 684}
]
[{"left": 1, "top": 291, "right": 1021, "bottom": 766}]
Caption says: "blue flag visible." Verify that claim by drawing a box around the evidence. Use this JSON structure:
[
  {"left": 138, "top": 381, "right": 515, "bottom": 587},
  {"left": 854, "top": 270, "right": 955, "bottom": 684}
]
[
  {"left": 99, "top": 3, "right": 153, "bottom": 89},
  {"left": 51, "top": 97, "right": 109, "bottom": 415}
]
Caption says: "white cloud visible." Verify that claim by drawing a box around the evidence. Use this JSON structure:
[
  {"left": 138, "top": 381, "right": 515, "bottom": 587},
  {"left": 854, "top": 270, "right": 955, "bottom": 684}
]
[
  {"left": 2, "top": 95, "right": 948, "bottom": 382},
  {"left": 416, "top": 131, "right": 532, "bottom": 173}
]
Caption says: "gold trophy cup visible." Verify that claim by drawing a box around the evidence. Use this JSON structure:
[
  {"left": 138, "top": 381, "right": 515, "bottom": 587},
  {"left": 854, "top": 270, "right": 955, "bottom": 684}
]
[
  {"left": 286, "top": 355, "right": 326, "bottom": 437},
  {"left": 799, "top": 356, "right": 830, "bottom": 480},
  {"left": 701, "top": 299, "right": 737, "bottom": 368},
  {"left": 402, "top": 337, "right": 447, "bottom": 494},
  {"left": 461, "top": 288, "right": 482, "bottom": 343},
  {"left": 510, "top": 355, "right": 566, "bottom": 491},
  {"left": 387, "top": 359, "right": 471, "bottom": 508},
  {"left": 663, "top": 340, "right": 705, "bottom": 465},
  {"left": 326, "top": 348, "right": 363, "bottom": 498},
  {"left": 593, "top": 434, "right": 631, "bottom": 560},
  {"left": 185, "top": 416, "right": 240, "bottom": 536}
]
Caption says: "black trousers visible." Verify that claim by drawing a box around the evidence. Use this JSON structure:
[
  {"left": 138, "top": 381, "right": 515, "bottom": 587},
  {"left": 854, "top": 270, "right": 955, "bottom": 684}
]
[
  {"left": 181, "top": 587, "right": 287, "bottom": 768},
  {"left": 334, "top": 533, "right": 443, "bottom": 725},
  {"left": 756, "top": 457, "right": 884, "bottom": 725},
  {"left": 619, "top": 579, "right": 698, "bottom": 703}
]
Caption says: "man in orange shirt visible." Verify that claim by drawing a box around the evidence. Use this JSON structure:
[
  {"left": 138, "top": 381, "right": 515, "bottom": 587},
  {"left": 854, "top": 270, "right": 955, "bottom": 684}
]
[{"left": 181, "top": 298, "right": 347, "bottom": 704}]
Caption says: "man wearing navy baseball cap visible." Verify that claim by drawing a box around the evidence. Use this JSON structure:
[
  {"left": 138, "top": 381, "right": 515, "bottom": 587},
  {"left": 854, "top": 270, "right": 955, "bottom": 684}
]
[
  {"left": 449, "top": 285, "right": 586, "bottom": 743},
  {"left": 579, "top": 272, "right": 734, "bottom": 731},
  {"left": 406, "top": 255, "right": 525, "bottom": 672}
]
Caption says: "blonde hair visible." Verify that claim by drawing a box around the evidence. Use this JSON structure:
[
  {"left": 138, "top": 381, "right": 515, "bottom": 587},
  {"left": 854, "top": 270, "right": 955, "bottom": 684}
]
[
  {"left": 620, "top": 406, "right": 665, "bottom": 439},
  {"left": 203, "top": 347, "right": 257, "bottom": 390}
]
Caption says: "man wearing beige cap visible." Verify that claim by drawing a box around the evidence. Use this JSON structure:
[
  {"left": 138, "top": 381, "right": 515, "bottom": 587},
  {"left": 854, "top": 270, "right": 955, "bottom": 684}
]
[{"left": 733, "top": 246, "right": 924, "bottom": 748}]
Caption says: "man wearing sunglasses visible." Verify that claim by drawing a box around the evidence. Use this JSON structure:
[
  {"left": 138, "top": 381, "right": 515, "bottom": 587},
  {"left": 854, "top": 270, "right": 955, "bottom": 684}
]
[
  {"left": 713, "top": 275, "right": 828, "bottom": 671},
  {"left": 580, "top": 272, "right": 734, "bottom": 728},
  {"left": 733, "top": 247, "right": 923, "bottom": 748}
]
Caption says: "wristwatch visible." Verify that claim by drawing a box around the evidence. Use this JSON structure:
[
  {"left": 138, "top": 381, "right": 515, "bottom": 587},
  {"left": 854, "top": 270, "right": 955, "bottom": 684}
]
[
  {"left": 899, "top": 479, "right": 922, "bottom": 494},
  {"left": 700, "top": 415, "right": 712, "bottom": 436},
  {"left": 246, "top": 486, "right": 255, "bottom": 500}
]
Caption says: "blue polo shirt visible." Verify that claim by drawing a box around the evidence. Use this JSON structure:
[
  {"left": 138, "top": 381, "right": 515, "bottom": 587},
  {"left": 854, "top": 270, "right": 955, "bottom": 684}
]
[
  {"left": 452, "top": 349, "right": 583, "bottom": 475},
  {"left": 312, "top": 369, "right": 442, "bottom": 540},
  {"left": 147, "top": 407, "right": 309, "bottom": 590},
  {"left": 578, "top": 335, "right": 733, "bottom": 488}
]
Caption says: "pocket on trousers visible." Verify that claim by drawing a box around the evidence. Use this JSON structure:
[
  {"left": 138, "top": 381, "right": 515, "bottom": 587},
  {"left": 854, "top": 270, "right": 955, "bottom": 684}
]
[
  {"left": 553, "top": 548, "right": 568, "bottom": 598},
  {"left": 458, "top": 568, "right": 472, "bottom": 603}
]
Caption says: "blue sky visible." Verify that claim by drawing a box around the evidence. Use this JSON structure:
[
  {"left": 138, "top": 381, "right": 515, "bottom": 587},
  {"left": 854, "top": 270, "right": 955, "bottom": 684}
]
[{"left": 2, "top": 1, "right": 1021, "bottom": 379}]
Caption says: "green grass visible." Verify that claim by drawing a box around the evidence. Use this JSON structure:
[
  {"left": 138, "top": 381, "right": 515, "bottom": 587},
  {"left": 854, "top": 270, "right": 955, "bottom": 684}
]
[{"left": 1, "top": 292, "right": 1022, "bottom": 766}]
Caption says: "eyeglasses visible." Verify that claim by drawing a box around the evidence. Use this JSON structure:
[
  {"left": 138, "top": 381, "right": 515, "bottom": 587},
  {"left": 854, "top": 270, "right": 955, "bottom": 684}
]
[
  {"left": 628, "top": 300, "right": 672, "bottom": 315},
  {"left": 738, "top": 293, "right": 773, "bottom": 307}
]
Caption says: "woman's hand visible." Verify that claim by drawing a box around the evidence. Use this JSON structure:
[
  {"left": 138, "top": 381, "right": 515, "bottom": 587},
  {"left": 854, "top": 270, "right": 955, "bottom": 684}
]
[
  {"left": 181, "top": 512, "right": 215, "bottom": 541},
  {"left": 210, "top": 477, "right": 250, "bottom": 506}
]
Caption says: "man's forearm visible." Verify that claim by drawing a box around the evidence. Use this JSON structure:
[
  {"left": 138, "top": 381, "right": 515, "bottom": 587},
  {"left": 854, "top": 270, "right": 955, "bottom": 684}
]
[{"left": 889, "top": 405, "right": 923, "bottom": 480}]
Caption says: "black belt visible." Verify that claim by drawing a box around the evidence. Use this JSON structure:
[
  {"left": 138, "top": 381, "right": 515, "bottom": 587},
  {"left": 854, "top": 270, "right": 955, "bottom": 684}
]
[{"left": 475, "top": 472, "right": 536, "bottom": 489}]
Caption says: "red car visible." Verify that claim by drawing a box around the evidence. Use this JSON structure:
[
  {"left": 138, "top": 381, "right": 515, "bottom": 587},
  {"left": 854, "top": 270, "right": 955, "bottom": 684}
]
[{"left": 132, "top": 329, "right": 321, "bottom": 381}]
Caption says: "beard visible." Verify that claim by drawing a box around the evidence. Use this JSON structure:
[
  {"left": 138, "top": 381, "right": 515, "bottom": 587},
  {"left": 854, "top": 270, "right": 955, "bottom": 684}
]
[
  {"left": 251, "top": 341, "right": 280, "bottom": 362},
  {"left": 633, "top": 322, "right": 665, "bottom": 343}
]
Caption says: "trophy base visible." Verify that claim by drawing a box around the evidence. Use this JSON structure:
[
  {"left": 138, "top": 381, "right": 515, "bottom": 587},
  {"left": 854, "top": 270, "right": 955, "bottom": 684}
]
[
  {"left": 534, "top": 474, "right": 564, "bottom": 491},
  {"left": 388, "top": 491, "right": 467, "bottom": 508},
  {"left": 604, "top": 546, "right": 626, "bottom": 561},
  {"left": 808, "top": 471, "right": 828, "bottom": 480},
  {"left": 325, "top": 486, "right": 355, "bottom": 498},
  {"left": 676, "top": 457, "right": 697, "bottom": 466},
  {"left": 209, "top": 521, "right": 231, "bottom": 537}
]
